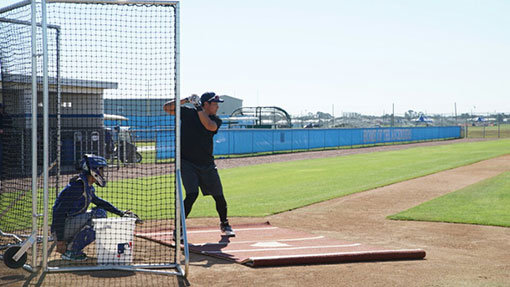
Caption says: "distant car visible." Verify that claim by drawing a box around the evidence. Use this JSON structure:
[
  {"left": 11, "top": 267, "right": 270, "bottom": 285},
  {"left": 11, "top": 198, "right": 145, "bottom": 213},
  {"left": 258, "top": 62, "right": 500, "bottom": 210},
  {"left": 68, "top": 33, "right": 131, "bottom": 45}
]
[
  {"left": 304, "top": 123, "right": 321, "bottom": 128},
  {"left": 106, "top": 126, "right": 142, "bottom": 163}
]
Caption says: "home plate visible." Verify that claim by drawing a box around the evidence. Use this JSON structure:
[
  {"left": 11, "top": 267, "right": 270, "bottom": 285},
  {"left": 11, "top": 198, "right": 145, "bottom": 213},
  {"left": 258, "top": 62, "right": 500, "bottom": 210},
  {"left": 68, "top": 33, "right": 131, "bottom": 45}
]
[{"left": 135, "top": 222, "right": 426, "bottom": 267}]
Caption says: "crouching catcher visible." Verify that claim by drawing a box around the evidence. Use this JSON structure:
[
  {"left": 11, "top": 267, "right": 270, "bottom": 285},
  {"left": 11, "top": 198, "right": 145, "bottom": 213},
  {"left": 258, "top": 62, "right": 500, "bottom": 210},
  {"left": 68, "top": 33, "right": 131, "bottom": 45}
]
[{"left": 51, "top": 154, "right": 141, "bottom": 261}]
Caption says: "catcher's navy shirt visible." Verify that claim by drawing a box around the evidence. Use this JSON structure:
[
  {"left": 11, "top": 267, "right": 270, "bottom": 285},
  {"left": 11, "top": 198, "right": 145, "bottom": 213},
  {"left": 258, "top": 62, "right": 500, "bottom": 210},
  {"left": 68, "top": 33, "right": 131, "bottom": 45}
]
[
  {"left": 51, "top": 174, "right": 123, "bottom": 241},
  {"left": 180, "top": 106, "right": 222, "bottom": 166}
]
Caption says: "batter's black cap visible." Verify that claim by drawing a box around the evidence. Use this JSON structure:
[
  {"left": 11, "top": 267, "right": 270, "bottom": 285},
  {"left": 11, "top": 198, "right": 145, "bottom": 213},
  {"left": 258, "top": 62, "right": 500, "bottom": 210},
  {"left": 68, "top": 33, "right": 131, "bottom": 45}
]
[{"left": 201, "top": 92, "right": 224, "bottom": 103}]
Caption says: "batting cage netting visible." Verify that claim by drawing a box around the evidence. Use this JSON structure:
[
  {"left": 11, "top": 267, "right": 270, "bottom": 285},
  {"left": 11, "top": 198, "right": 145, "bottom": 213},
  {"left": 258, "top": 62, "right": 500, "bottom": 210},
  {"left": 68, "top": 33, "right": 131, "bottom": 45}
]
[{"left": 1, "top": 0, "right": 187, "bottom": 277}]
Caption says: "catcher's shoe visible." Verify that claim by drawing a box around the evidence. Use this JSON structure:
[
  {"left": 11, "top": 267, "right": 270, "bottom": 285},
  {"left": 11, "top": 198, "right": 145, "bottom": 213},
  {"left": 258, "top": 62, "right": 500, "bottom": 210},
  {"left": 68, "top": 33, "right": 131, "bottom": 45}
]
[{"left": 220, "top": 221, "right": 235, "bottom": 237}]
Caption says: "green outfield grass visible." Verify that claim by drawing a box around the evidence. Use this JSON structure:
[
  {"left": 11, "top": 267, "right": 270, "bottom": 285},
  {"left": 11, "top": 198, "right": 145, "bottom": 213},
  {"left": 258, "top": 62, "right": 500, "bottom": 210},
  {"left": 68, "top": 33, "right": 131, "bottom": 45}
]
[
  {"left": 135, "top": 141, "right": 155, "bottom": 147},
  {"left": 135, "top": 141, "right": 158, "bottom": 164},
  {"left": 139, "top": 150, "right": 156, "bottom": 164},
  {"left": 1, "top": 139, "right": 509, "bottom": 232},
  {"left": 388, "top": 172, "right": 510, "bottom": 227},
  {"left": 467, "top": 124, "right": 510, "bottom": 138},
  {"left": 188, "top": 139, "right": 510, "bottom": 217}
]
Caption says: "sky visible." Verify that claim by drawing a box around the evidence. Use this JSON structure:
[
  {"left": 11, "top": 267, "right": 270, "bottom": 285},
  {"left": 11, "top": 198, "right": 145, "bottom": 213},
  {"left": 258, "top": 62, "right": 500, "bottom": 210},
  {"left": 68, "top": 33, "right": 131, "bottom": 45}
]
[{"left": 2, "top": 0, "right": 510, "bottom": 116}]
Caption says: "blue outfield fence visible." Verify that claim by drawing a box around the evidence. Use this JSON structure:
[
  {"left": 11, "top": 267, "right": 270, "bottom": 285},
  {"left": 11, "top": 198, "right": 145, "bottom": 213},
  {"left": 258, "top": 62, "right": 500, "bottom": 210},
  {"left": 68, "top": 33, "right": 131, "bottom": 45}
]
[{"left": 156, "top": 126, "right": 461, "bottom": 160}]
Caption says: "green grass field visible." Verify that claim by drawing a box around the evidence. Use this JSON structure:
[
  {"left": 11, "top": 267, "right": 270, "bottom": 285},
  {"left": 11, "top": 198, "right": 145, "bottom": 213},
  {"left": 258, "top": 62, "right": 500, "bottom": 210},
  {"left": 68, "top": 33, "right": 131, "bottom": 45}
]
[
  {"left": 467, "top": 124, "right": 510, "bottom": 138},
  {"left": 188, "top": 139, "right": 510, "bottom": 217},
  {"left": 139, "top": 150, "right": 157, "bottom": 164},
  {"left": 135, "top": 142, "right": 158, "bottom": 164},
  {"left": 135, "top": 142, "right": 155, "bottom": 147},
  {"left": 388, "top": 172, "right": 510, "bottom": 227},
  {"left": 2, "top": 139, "right": 509, "bottom": 231}
]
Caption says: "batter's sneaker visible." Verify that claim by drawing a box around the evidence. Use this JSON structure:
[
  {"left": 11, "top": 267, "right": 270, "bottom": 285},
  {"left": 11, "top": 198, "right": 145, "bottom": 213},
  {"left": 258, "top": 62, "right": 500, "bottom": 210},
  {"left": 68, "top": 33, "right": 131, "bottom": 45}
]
[
  {"left": 220, "top": 221, "right": 235, "bottom": 237},
  {"left": 61, "top": 250, "right": 87, "bottom": 261}
]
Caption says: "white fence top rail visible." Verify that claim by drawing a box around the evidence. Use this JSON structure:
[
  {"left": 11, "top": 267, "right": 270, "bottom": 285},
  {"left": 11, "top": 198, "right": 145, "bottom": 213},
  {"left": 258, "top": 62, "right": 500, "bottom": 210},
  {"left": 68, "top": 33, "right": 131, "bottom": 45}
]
[{"left": 47, "top": 0, "right": 179, "bottom": 5}]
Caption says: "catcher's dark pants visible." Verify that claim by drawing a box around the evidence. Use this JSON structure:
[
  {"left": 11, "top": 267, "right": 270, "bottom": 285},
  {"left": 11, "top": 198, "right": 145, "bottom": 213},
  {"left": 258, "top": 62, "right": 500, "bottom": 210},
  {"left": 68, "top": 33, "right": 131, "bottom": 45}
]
[
  {"left": 181, "top": 159, "right": 227, "bottom": 222},
  {"left": 56, "top": 207, "right": 106, "bottom": 253}
]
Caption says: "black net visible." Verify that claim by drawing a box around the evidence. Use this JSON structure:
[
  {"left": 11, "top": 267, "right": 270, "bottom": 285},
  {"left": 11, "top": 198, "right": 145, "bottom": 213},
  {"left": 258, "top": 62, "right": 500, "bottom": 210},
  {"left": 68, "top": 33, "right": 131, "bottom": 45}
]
[
  {"left": 0, "top": 3, "right": 59, "bottom": 251},
  {"left": 1, "top": 1, "right": 179, "bottom": 271}
]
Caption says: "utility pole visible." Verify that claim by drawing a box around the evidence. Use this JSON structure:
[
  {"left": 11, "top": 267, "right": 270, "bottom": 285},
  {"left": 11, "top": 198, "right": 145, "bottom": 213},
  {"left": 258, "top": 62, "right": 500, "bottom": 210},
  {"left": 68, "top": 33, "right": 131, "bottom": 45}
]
[
  {"left": 332, "top": 104, "right": 335, "bottom": 128},
  {"left": 454, "top": 102, "right": 457, "bottom": 125},
  {"left": 391, "top": 103, "right": 394, "bottom": 127}
]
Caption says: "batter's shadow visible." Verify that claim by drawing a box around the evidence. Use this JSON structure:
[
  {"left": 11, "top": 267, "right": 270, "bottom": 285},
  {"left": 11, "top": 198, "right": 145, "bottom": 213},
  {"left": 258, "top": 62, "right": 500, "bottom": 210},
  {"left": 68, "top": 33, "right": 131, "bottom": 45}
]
[{"left": 187, "top": 235, "right": 237, "bottom": 268}]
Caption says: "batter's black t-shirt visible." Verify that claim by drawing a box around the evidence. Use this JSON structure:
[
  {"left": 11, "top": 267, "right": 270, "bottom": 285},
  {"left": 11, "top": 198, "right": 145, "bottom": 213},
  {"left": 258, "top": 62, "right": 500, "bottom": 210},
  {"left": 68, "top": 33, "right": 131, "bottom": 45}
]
[{"left": 180, "top": 106, "right": 222, "bottom": 166}]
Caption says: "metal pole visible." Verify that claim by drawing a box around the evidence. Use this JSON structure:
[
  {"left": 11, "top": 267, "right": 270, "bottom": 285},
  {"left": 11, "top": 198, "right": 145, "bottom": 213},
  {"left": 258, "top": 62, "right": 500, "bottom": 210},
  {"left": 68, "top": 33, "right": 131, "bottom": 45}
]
[
  {"left": 132, "top": 131, "right": 136, "bottom": 164},
  {"left": 0, "top": 17, "right": 59, "bottom": 30},
  {"left": 332, "top": 104, "right": 334, "bottom": 128},
  {"left": 48, "top": 0, "right": 179, "bottom": 4},
  {"left": 30, "top": 0, "right": 39, "bottom": 270},
  {"left": 56, "top": 29, "right": 61, "bottom": 197},
  {"left": 41, "top": 0, "right": 50, "bottom": 271},
  {"left": 391, "top": 103, "right": 394, "bottom": 127},
  {"left": 116, "top": 130, "right": 120, "bottom": 168},
  {"left": 122, "top": 138, "right": 126, "bottom": 164},
  {"left": 173, "top": 1, "right": 187, "bottom": 273},
  {"left": 176, "top": 171, "right": 189, "bottom": 277},
  {"left": 0, "top": 0, "right": 31, "bottom": 14},
  {"left": 454, "top": 102, "right": 457, "bottom": 125}
]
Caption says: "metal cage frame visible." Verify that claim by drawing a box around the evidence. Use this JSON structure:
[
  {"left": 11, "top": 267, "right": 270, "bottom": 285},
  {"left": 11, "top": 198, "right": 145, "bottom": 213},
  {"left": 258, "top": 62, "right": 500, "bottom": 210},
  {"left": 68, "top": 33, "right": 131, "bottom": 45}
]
[{"left": 0, "top": 0, "right": 188, "bottom": 277}]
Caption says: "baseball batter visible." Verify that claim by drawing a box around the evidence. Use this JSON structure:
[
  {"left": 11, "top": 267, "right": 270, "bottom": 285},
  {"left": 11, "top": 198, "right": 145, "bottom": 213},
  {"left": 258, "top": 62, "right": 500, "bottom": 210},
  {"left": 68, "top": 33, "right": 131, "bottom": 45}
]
[{"left": 164, "top": 92, "right": 235, "bottom": 237}]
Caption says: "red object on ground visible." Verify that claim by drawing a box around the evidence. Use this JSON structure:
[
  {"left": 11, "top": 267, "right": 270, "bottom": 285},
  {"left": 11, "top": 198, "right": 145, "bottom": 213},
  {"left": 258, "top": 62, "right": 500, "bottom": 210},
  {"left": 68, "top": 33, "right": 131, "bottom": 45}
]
[{"left": 135, "top": 222, "right": 425, "bottom": 267}]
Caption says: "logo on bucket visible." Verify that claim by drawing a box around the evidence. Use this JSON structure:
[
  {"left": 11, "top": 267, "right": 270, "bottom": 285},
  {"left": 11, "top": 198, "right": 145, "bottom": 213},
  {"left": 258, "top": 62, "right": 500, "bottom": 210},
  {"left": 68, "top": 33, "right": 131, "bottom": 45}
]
[{"left": 117, "top": 242, "right": 133, "bottom": 257}]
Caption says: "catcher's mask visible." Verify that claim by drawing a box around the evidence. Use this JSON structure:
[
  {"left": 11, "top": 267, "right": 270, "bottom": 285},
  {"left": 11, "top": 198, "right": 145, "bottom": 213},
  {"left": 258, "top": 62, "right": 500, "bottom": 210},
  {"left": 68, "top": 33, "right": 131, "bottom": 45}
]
[{"left": 80, "top": 154, "right": 107, "bottom": 187}]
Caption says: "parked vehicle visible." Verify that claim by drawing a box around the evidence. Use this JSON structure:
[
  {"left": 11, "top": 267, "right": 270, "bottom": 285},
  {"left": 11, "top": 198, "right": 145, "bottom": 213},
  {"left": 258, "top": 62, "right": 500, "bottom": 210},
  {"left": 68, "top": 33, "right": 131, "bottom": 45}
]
[{"left": 105, "top": 126, "right": 142, "bottom": 163}]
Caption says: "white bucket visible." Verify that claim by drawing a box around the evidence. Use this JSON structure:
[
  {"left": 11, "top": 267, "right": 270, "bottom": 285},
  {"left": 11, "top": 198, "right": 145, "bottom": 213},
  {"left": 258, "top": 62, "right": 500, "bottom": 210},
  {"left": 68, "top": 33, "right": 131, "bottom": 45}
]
[{"left": 92, "top": 217, "right": 136, "bottom": 265}]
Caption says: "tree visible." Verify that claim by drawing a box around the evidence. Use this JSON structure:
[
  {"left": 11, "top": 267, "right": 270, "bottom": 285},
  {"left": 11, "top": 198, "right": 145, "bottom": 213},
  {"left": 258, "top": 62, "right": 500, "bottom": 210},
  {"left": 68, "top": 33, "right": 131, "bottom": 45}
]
[
  {"left": 459, "top": 113, "right": 471, "bottom": 119},
  {"left": 496, "top": 113, "right": 504, "bottom": 123},
  {"left": 316, "top": 111, "right": 333, "bottom": 119},
  {"left": 405, "top": 110, "right": 418, "bottom": 120}
]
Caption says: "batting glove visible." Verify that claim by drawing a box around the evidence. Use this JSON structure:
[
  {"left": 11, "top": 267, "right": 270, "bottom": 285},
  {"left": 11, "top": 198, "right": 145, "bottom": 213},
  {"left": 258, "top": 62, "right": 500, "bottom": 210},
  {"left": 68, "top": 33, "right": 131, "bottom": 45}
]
[{"left": 188, "top": 94, "right": 201, "bottom": 108}]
